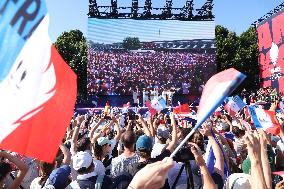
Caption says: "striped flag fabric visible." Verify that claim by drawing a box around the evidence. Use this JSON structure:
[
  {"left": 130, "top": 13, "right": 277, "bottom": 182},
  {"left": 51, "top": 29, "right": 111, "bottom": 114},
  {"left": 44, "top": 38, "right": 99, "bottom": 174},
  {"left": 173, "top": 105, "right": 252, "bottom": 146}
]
[
  {"left": 197, "top": 68, "right": 246, "bottom": 125},
  {"left": 0, "top": 1, "right": 77, "bottom": 162},
  {"left": 248, "top": 105, "right": 280, "bottom": 135},
  {"left": 151, "top": 97, "right": 167, "bottom": 112},
  {"left": 224, "top": 95, "right": 246, "bottom": 116},
  {"left": 173, "top": 104, "right": 190, "bottom": 114}
]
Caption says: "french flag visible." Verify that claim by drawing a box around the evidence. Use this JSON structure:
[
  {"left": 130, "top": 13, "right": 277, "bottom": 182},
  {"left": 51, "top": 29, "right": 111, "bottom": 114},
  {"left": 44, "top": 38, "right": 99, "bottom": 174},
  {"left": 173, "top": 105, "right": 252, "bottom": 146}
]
[
  {"left": 224, "top": 95, "right": 246, "bottom": 116},
  {"left": 173, "top": 103, "right": 191, "bottom": 115},
  {"left": 151, "top": 97, "right": 167, "bottom": 112},
  {"left": 145, "top": 101, "right": 158, "bottom": 116},
  {"left": 248, "top": 105, "right": 280, "bottom": 135},
  {"left": 0, "top": 1, "right": 77, "bottom": 162},
  {"left": 170, "top": 68, "right": 246, "bottom": 162}
]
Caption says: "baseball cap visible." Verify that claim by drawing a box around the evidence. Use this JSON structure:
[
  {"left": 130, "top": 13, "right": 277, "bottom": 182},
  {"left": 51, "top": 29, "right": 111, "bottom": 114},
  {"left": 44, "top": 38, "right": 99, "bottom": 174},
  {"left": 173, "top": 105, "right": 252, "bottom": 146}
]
[
  {"left": 46, "top": 165, "right": 71, "bottom": 188},
  {"left": 136, "top": 135, "right": 153, "bottom": 151},
  {"left": 225, "top": 173, "right": 251, "bottom": 189},
  {"left": 157, "top": 126, "right": 169, "bottom": 140},
  {"left": 73, "top": 151, "right": 93, "bottom": 171},
  {"left": 242, "top": 158, "right": 251, "bottom": 174},
  {"left": 97, "top": 137, "right": 112, "bottom": 146}
]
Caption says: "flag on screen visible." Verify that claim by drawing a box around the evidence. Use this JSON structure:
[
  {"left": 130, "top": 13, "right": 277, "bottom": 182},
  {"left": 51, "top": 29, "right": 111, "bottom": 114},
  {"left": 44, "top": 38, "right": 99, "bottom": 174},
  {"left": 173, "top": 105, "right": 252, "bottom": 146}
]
[
  {"left": 151, "top": 97, "right": 167, "bottom": 112},
  {"left": 0, "top": 1, "right": 77, "bottom": 162},
  {"left": 173, "top": 104, "right": 190, "bottom": 114},
  {"left": 121, "top": 102, "right": 130, "bottom": 114},
  {"left": 145, "top": 101, "right": 157, "bottom": 116},
  {"left": 248, "top": 105, "right": 280, "bottom": 135},
  {"left": 197, "top": 68, "right": 246, "bottom": 125},
  {"left": 224, "top": 96, "right": 246, "bottom": 116}
]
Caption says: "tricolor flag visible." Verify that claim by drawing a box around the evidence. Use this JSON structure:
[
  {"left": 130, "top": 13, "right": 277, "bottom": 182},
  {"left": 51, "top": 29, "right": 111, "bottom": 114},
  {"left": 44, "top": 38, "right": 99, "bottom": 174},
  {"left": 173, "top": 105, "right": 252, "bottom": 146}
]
[
  {"left": 145, "top": 101, "right": 157, "bottom": 116},
  {"left": 197, "top": 68, "right": 246, "bottom": 125},
  {"left": 121, "top": 102, "right": 130, "bottom": 114},
  {"left": 170, "top": 68, "right": 246, "bottom": 160},
  {"left": 224, "top": 96, "right": 246, "bottom": 116},
  {"left": 173, "top": 104, "right": 190, "bottom": 114},
  {"left": 248, "top": 105, "right": 280, "bottom": 135},
  {"left": 0, "top": 1, "right": 77, "bottom": 162},
  {"left": 151, "top": 97, "right": 167, "bottom": 112}
]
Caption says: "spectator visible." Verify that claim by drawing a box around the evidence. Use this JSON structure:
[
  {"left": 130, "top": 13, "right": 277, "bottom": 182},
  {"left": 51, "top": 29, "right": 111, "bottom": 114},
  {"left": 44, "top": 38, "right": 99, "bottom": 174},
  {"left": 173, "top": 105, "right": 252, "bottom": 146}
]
[{"left": 66, "top": 151, "right": 112, "bottom": 189}]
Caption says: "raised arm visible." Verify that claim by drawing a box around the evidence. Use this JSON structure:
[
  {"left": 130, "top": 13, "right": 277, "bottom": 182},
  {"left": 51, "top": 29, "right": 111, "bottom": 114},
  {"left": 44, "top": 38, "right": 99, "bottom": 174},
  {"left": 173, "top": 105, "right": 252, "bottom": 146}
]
[
  {"left": 70, "top": 116, "right": 83, "bottom": 154},
  {"left": 244, "top": 132, "right": 267, "bottom": 189},
  {"left": 89, "top": 117, "right": 105, "bottom": 140},
  {"left": 189, "top": 143, "right": 216, "bottom": 189},
  {"left": 112, "top": 115, "right": 122, "bottom": 141},
  {"left": 259, "top": 130, "right": 272, "bottom": 189},
  {"left": 166, "top": 113, "right": 177, "bottom": 152},
  {"left": 138, "top": 115, "right": 152, "bottom": 137},
  {"left": 200, "top": 121, "right": 224, "bottom": 178},
  {"left": 0, "top": 151, "right": 29, "bottom": 189},
  {"left": 59, "top": 143, "right": 71, "bottom": 165}
]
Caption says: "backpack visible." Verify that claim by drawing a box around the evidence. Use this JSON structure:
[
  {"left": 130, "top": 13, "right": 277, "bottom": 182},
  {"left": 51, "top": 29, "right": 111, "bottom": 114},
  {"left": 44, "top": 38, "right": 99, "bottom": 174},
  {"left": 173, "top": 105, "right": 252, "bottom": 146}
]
[{"left": 70, "top": 174, "right": 105, "bottom": 189}]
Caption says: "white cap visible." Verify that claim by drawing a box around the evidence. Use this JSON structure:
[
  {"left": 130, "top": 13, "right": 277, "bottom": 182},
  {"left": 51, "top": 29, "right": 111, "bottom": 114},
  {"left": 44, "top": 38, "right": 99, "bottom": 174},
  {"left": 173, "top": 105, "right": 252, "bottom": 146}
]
[
  {"left": 225, "top": 173, "right": 251, "bottom": 189},
  {"left": 73, "top": 151, "right": 93, "bottom": 171}
]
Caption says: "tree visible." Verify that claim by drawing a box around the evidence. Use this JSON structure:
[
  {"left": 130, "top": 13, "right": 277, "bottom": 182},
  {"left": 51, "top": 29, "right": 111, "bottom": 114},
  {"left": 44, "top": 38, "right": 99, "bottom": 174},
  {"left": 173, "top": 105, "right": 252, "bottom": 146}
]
[
  {"left": 122, "top": 37, "right": 141, "bottom": 50},
  {"left": 215, "top": 25, "right": 260, "bottom": 91},
  {"left": 55, "top": 30, "right": 88, "bottom": 102}
]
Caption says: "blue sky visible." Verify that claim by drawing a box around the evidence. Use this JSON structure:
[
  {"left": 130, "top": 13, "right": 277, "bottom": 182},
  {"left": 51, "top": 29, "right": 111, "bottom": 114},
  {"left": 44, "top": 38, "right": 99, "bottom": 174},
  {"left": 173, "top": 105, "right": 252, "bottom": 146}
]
[{"left": 46, "top": 0, "right": 283, "bottom": 42}]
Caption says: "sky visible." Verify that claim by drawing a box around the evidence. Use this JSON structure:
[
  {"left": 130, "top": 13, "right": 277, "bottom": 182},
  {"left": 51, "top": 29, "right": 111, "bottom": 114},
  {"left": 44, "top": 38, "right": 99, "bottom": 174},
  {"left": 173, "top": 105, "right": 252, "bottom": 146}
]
[
  {"left": 46, "top": 0, "right": 284, "bottom": 42},
  {"left": 88, "top": 19, "right": 215, "bottom": 43}
]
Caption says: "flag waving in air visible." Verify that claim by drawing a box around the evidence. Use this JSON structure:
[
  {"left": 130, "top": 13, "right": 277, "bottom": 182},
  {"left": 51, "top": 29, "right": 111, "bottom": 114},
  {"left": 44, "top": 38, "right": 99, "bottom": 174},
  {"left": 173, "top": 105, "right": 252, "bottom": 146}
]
[
  {"left": 224, "top": 95, "right": 246, "bottom": 116},
  {"left": 171, "top": 68, "right": 246, "bottom": 158},
  {"left": 0, "top": 1, "right": 77, "bottom": 162},
  {"left": 248, "top": 106, "right": 280, "bottom": 135}
]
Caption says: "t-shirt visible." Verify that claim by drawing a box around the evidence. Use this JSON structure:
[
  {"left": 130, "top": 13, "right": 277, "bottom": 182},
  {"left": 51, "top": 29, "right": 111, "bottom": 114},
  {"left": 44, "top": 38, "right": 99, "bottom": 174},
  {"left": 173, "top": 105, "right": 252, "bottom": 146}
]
[
  {"left": 110, "top": 153, "right": 140, "bottom": 178},
  {"left": 151, "top": 143, "right": 167, "bottom": 158},
  {"left": 93, "top": 159, "right": 106, "bottom": 176},
  {"left": 66, "top": 172, "right": 113, "bottom": 189},
  {"left": 127, "top": 149, "right": 171, "bottom": 176}
]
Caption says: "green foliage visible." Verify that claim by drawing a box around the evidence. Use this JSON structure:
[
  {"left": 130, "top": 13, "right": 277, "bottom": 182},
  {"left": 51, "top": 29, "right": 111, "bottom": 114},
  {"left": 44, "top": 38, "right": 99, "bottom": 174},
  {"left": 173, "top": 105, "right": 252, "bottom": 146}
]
[
  {"left": 122, "top": 37, "right": 141, "bottom": 50},
  {"left": 216, "top": 25, "right": 260, "bottom": 91},
  {"left": 55, "top": 30, "right": 88, "bottom": 102}
]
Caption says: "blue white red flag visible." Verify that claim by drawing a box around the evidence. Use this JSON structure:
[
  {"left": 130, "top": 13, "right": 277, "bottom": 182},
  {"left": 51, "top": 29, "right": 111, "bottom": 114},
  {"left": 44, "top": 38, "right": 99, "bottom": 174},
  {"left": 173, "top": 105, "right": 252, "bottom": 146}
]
[
  {"left": 248, "top": 105, "right": 280, "bottom": 135},
  {"left": 170, "top": 68, "right": 246, "bottom": 159},
  {"left": 0, "top": 1, "right": 77, "bottom": 162},
  {"left": 197, "top": 68, "right": 246, "bottom": 125},
  {"left": 224, "top": 95, "right": 246, "bottom": 116},
  {"left": 151, "top": 97, "right": 167, "bottom": 112}
]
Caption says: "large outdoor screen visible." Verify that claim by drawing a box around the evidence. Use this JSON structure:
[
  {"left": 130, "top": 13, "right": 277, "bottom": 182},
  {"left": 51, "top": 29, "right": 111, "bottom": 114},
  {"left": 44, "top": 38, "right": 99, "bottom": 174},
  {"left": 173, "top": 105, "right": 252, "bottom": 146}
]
[
  {"left": 87, "top": 19, "right": 216, "bottom": 97},
  {"left": 257, "top": 9, "right": 284, "bottom": 94}
]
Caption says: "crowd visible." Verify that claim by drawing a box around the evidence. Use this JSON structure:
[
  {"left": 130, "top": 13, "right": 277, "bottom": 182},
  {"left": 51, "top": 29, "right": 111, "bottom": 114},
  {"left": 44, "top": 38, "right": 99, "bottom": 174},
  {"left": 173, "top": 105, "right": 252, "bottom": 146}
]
[
  {"left": 1, "top": 87, "right": 284, "bottom": 189},
  {"left": 87, "top": 51, "right": 216, "bottom": 96}
]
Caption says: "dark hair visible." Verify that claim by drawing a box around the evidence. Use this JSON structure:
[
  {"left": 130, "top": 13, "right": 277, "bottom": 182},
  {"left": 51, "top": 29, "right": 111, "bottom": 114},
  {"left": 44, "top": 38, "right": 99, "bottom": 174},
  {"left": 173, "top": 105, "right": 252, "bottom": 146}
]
[
  {"left": 77, "top": 162, "right": 94, "bottom": 175},
  {"left": 180, "top": 128, "right": 192, "bottom": 139},
  {"left": 39, "top": 161, "right": 55, "bottom": 187},
  {"left": 232, "top": 126, "right": 241, "bottom": 137},
  {"left": 137, "top": 149, "right": 151, "bottom": 159},
  {"left": 0, "top": 162, "right": 12, "bottom": 182},
  {"left": 94, "top": 142, "right": 104, "bottom": 161},
  {"left": 121, "top": 131, "right": 136, "bottom": 149},
  {"left": 190, "top": 132, "right": 204, "bottom": 151},
  {"left": 77, "top": 138, "right": 91, "bottom": 152}
]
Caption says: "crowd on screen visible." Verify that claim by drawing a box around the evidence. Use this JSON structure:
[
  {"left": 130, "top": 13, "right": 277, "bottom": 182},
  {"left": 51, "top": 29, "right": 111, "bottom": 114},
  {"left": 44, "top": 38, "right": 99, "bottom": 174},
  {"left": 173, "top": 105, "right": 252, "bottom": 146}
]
[
  {"left": 1, "top": 87, "right": 284, "bottom": 189},
  {"left": 87, "top": 51, "right": 216, "bottom": 96}
]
